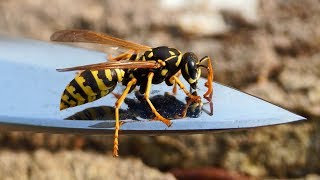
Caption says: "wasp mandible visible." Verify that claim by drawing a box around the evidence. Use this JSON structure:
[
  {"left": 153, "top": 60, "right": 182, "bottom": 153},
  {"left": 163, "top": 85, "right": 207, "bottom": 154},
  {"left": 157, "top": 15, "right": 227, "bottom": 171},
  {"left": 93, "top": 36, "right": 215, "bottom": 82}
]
[{"left": 51, "top": 29, "right": 214, "bottom": 156}]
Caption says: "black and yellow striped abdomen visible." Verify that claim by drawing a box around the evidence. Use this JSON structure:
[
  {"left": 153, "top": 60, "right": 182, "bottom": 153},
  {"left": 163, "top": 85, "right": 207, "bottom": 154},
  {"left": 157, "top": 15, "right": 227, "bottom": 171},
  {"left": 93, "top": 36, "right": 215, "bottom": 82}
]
[{"left": 60, "top": 69, "right": 125, "bottom": 110}]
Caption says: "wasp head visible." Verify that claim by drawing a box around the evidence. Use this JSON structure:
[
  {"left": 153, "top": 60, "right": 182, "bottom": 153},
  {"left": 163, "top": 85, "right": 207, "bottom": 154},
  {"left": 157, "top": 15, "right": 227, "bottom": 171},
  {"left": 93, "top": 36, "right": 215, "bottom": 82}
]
[
  {"left": 181, "top": 53, "right": 213, "bottom": 102},
  {"left": 181, "top": 52, "right": 202, "bottom": 89}
]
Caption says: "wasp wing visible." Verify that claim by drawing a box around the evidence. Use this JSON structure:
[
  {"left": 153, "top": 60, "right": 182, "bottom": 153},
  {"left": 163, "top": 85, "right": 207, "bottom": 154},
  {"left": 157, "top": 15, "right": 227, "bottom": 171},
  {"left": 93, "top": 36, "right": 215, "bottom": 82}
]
[
  {"left": 57, "top": 60, "right": 160, "bottom": 72},
  {"left": 50, "top": 29, "right": 151, "bottom": 52}
]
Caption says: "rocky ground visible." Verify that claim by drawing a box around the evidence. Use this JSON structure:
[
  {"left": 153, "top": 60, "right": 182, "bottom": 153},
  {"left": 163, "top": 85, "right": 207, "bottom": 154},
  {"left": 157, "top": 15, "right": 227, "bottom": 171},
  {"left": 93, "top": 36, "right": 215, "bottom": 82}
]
[
  {"left": 0, "top": 0, "right": 320, "bottom": 179},
  {"left": 0, "top": 149, "right": 175, "bottom": 180}
]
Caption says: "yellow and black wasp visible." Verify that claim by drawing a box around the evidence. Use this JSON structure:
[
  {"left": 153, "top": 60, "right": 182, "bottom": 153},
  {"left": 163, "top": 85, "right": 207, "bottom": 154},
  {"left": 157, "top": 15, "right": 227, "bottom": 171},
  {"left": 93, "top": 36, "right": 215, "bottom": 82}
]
[{"left": 50, "top": 29, "right": 214, "bottom": 156}]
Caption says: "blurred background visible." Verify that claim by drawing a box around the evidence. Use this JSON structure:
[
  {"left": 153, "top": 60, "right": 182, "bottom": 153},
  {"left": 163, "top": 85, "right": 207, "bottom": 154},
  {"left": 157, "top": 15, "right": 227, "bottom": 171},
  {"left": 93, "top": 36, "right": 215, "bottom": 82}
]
[{"left": 0, "top": 0, "right": 319, "bottom": 179}]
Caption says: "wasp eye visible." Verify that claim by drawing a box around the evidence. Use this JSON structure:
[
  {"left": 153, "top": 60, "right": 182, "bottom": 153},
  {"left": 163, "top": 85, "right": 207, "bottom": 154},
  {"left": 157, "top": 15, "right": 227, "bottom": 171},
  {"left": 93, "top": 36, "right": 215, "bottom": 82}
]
[{"left": 187, "top": 60, "right": 197, "bottom": 79}]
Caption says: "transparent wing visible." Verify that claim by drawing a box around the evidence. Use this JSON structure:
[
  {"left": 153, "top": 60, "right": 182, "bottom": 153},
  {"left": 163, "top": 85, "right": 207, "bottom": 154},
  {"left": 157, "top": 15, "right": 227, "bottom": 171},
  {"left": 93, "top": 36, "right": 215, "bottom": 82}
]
[
  {"left": 50, "top": 29, "right": 151, "bottom": 52},
  {"left": 56, "top": 60, "right": 160, "bottom": 72}
]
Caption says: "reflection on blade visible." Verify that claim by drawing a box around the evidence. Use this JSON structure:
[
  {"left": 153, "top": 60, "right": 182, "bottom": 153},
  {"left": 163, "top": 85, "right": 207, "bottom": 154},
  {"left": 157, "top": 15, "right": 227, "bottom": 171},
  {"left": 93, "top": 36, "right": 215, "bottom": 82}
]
[
  {"left": 66, "top": 92, "right": 204, "bottom": 121},
  {"left": 66, "top": 106, "right": 135, "bottom": 121}
]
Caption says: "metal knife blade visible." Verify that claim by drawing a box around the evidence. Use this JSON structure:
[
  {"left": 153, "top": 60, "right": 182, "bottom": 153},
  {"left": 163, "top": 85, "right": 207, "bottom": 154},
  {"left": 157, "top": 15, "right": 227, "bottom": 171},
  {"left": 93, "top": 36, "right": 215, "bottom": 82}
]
[{"left": 0, "top": 35, "right": 306, "bottom": 135}]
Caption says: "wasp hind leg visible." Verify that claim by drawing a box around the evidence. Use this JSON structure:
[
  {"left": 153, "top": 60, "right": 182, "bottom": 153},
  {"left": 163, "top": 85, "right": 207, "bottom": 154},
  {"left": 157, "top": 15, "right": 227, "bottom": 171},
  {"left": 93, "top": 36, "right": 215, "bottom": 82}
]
[
  {"left": 145, "top": 72, "right": 172, "bottom": 126},
  {"left": 113, "top": 78, "right": 137, "bottom": 157}
]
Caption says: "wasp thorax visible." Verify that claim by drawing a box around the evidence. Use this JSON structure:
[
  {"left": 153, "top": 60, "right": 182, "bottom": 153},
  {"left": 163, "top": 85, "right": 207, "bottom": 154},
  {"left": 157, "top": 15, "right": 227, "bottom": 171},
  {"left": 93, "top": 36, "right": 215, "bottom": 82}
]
[{"left": 181, "top": 52, "right": 201, "bottom": 89}]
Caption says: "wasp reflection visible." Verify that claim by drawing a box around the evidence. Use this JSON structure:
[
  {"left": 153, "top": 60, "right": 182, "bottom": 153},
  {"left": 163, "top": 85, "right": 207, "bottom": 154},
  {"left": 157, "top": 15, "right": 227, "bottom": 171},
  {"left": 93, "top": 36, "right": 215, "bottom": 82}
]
[{"left": 66, "top": 92, "right": 204, "bottom": 121}]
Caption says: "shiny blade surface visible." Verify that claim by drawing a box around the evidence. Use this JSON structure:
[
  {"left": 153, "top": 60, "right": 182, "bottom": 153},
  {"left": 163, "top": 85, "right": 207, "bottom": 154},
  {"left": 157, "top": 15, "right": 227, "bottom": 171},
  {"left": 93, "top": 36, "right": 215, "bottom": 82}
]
[{"left": 0, "top": 36, "right": 306, "bottom": 135}]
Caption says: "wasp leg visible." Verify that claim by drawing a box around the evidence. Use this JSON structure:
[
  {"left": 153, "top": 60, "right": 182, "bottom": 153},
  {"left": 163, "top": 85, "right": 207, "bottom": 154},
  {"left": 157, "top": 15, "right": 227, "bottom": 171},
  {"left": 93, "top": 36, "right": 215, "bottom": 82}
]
[
  {"left": 145, "top": 72, "right": 172, "bottom": 126},
  {"left": 170, "top": 76, "right": 201, "bottom": 102},
  {"left": 173, "top": 81, "right": 177, "bottom": 95},
  {"left": 172, "top": 71, "right": 181, "bottom": 95},
  {"left": 113, "top": 78, "right": 137, "bottom": 157},
  {"left": 202, "top": 57, "right": 214, "bottom": 102},
  {"left": 196, "top": 56, "right": 214, "bottom": 114},
  {"left": 203, "top": 57, "right": 213, "bottom": 115}
]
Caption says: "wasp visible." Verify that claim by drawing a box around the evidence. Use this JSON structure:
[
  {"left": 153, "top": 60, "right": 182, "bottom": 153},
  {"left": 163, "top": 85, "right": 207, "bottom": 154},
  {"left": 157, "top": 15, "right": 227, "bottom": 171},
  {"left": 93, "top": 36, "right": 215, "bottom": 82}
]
[{"left": 50, "top": 29, "right": 214, "bottom": 156}]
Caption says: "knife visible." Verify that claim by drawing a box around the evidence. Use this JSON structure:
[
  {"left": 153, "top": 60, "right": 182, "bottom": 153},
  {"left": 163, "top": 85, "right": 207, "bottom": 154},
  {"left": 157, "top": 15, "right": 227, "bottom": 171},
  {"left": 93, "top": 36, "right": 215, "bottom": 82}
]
[{"left": 0, "top": 36, "right": 306, "bottom": 135}]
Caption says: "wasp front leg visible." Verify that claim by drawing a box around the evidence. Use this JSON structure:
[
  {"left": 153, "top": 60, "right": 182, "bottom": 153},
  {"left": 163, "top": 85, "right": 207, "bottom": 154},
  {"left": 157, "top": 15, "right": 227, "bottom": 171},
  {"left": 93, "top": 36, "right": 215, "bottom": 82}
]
[
  {"left": 169, "top": 76, "right": 201, "bottom": 103},
  {"left": 201, "top": 56, "right": 214, "bottom": 115},
  {"left": 145, "top": 72, "right": 172, "bottom": 126},
  {"left": 113, "top": 78, "right": 137, "bottom": 157},
  {"left": 202, "top": 56, "right": 214, "bottom": 102}
]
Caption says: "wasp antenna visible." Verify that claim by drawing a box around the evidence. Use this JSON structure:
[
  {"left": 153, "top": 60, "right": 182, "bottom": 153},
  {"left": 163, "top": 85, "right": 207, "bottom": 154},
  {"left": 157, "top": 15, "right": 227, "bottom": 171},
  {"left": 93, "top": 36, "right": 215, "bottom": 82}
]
[
  {"left": 199, "top": 56, "right": 210, "bottom": 63},
  {"left": 197, "top": 64, "right": 208, "bottom": 69}
]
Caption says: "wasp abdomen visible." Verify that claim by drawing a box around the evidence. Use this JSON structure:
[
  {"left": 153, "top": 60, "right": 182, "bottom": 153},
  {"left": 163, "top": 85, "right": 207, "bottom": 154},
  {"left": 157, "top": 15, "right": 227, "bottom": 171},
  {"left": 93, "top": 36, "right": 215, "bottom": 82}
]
[{"left": 60, "top": 69, "right": 124, "bottom": 110}]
